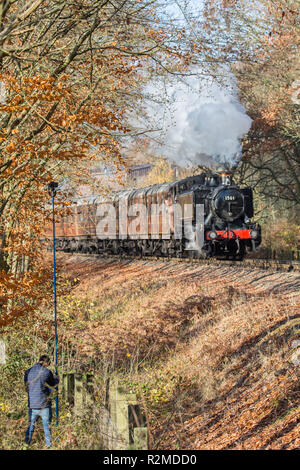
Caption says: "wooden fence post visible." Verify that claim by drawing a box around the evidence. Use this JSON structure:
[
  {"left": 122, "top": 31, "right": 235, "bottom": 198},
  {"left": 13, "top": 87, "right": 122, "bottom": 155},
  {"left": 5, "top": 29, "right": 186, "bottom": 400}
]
[
  {"left": 74, "top": 373, "right": 84, "bottom": 415},
  {"left": 62, "top": 372, "right": 74, "bottom": 405},
  {"left": 86, "top": 373, "right": 94, "bottom": 406},
  {"left": 62, "top": 372, "right": 92, "bottom": 413}
]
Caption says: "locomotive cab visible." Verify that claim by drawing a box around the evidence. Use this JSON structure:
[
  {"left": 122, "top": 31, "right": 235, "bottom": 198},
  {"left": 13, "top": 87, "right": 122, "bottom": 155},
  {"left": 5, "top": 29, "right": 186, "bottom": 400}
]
[{"left": 191, "top": 171, "right": 261, "bottom": 260}]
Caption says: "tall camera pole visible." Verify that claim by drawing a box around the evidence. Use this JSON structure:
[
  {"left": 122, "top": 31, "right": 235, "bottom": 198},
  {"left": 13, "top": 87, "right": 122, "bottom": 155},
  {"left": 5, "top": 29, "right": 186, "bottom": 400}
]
[{"left": 48, "top": 182, "right": 59, "bottom": 427}]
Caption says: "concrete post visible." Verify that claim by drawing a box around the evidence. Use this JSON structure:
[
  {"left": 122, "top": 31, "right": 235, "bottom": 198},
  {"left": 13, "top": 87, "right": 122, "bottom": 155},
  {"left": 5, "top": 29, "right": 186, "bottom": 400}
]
[
  {"left": 109, "top": 376, "right": 132, "bottom": 449},
  {"left": 0, "top": 340, "right": 6, "bottom": 365},
  {"left": 61, "top": 372, "right": 148, "bottom": 450},
  {"left": 109, "top": 375, "right": 147, "bottom": 450}
]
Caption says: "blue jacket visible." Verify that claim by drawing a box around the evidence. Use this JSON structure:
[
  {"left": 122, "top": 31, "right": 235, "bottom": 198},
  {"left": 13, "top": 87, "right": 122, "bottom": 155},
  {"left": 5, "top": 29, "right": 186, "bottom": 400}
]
[{"left": 24, "top": 363, "right": 59, "bottom": 409}]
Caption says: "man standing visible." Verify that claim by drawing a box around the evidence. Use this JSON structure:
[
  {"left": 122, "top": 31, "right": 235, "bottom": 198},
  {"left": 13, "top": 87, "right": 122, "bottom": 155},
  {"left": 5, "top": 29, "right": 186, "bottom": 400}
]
[{"left": 24, "top": 355, "right": 59, "bottom": 448}]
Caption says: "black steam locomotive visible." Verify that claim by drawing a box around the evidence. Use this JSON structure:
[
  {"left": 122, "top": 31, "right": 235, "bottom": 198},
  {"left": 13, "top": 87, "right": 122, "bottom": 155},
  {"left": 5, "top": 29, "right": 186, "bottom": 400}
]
[
  {"left": 51, "top": 171, "right": 261, "bottom": 261},
  {"left": 178, "top": 171, "right": 262, "bottom": 259}
]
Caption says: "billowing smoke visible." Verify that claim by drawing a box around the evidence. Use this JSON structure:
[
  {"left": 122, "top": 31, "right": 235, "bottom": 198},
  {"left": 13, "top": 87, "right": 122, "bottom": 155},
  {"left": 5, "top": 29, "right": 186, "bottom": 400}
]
[{"left": 162, "top": 75, "right": 252, "bottom": 169}]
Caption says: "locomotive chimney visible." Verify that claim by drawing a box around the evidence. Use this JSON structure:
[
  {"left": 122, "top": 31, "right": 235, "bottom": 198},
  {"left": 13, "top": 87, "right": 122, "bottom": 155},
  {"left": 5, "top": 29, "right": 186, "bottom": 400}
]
[{"left": 219, "top": 171, "right": 233, "bottom": 186}]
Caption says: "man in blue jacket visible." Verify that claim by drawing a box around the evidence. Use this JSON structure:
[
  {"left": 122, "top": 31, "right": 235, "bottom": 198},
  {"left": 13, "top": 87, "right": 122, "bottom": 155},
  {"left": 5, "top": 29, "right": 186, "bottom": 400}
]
[{"left": 24, "top": 355, "right": 59, "bottom": 448}]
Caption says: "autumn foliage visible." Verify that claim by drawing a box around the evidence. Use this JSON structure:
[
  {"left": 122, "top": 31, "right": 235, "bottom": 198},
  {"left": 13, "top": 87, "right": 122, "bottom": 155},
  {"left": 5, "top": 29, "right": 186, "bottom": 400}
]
[{"left": 0, "top": 1, "right": 197, "bottom": 326}]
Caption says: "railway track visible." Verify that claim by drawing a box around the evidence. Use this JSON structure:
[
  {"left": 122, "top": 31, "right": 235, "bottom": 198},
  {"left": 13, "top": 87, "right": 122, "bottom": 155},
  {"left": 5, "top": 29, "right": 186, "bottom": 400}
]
[{"left": 64, "top": 251, "right": 300, "bottom": 272}]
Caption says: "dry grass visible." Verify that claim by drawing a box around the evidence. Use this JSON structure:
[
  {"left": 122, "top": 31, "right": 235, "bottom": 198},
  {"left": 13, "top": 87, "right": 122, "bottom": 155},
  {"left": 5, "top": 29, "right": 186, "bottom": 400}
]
[
  {"left": 3, "top": 252, "right": 296, "bottom": 450},
  {"left": 49, "top": 253, "right": 300, "bottom": 450}
]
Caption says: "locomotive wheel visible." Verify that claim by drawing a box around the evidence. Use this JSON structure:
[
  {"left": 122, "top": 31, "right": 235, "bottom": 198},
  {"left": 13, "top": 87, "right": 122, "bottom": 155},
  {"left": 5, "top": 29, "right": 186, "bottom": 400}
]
[
  {"left": 233, "top": 244, "right": 245, "bottom": 261},
  {"left": 233, "top": 252, "right": 245, "bottom": 261}
]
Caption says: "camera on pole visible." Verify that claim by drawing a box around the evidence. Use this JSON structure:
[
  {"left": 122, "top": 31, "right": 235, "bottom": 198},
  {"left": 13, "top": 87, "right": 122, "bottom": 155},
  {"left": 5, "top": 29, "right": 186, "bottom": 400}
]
[{"left": 48, "top": 182, "right": 59, "bottom": 197}]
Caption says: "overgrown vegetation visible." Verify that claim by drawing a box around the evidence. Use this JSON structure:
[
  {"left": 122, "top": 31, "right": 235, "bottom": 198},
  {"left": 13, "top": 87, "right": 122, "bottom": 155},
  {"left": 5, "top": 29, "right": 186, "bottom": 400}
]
[{"left": 0, "top": 254, "right": 299, "bottom": 449}]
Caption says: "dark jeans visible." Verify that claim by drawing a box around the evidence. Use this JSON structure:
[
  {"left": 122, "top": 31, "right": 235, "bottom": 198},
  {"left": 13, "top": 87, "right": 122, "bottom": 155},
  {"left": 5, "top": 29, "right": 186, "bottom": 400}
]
[{"left": 25, "top": 406, "right": 52, "bottom": 447}]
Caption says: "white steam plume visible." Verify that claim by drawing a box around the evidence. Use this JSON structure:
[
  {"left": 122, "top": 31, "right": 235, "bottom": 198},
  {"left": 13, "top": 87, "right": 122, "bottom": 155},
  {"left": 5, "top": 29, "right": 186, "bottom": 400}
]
[{"left": 161, "top": 74, "right": 252, "bottom": 169}]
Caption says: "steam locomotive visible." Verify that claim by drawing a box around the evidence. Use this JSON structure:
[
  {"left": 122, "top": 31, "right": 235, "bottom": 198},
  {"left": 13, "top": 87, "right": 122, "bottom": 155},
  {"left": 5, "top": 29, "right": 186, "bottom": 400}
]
[{"left": 47, "top": 171, "right": 261, "bottom": 260}]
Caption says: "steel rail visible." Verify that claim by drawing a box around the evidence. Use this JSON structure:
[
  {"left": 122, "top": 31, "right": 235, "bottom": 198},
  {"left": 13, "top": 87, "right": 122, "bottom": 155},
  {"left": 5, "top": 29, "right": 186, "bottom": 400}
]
[{"left": 62, "top": 251, "right": 300, "bottom": 272}]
